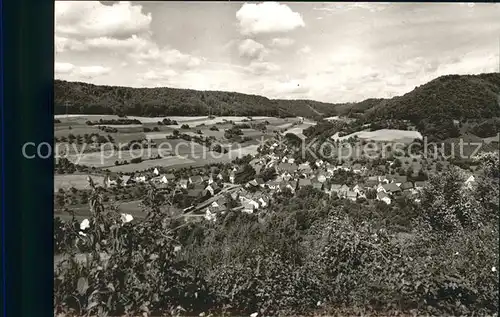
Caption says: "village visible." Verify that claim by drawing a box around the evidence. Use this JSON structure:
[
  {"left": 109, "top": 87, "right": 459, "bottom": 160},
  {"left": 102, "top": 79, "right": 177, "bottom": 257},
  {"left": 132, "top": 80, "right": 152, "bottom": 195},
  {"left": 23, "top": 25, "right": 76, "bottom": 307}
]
[{"left": 92, "top": 135, "right": 480, "bottom": 223}]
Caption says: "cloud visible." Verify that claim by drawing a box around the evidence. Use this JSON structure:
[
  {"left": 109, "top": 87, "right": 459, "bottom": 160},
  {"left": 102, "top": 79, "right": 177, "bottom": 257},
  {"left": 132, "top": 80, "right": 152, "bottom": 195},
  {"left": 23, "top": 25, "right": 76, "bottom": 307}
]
[
  {"left": 298, "top": 45, "right": 311, "bottom": 54},
  {"left": 77, "top": 66, "right": 111, "bottom": 78},
  {"left": 55, "top": 1, "right": 152, "bottom": 38},
  {"left": 55, "top": 63, "right": 111, "bottom": 80},
  {"left": 142, "top": 69, "right": 178, "bottom": 81},
  {"left": 55, "top": 62, "right": 75, "bottom": 75},
  {"left": 270, "top": 37, "right": 295, "bottom": 47},
  {"left": 314, "top": 2, "right": 391, "bottom": 14},
  {"left": 236, "top": 2, "right": 305, "bottom": 35},
  {"left": 238, "top": 39, "right": 268, "bottom": 61},
  {"left": 246, "top": 61, "right": 281, "bottom": 75},
  {"left": 55, "top": 2, "right": 154, "bottom": 54},
  {"left": 130, "top": 46, "right": 204, "bottom": 69}
]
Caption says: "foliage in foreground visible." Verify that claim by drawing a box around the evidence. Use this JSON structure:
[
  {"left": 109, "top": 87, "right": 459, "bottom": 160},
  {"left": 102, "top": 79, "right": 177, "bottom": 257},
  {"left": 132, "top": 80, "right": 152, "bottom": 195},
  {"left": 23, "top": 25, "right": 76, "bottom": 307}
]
[{"left": 54, "top": 154, "right": 499, "bottom": 316}]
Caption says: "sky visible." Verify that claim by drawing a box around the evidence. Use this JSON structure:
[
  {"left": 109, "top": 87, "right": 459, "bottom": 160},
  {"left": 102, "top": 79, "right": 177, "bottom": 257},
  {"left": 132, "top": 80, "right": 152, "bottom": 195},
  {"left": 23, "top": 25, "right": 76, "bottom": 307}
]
[{"left": 55, "top": 1, "right": 500, "bottom": 103}]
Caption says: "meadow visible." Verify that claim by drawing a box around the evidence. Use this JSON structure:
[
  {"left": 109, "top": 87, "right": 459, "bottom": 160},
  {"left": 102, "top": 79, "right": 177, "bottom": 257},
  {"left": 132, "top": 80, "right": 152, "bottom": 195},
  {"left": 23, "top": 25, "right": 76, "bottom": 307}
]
[
  {"left": 331, "top": 129, "right": 423, "bottom": 143},
  {"left": 54, "top": 174, "right": 105, "bottom": 192}
]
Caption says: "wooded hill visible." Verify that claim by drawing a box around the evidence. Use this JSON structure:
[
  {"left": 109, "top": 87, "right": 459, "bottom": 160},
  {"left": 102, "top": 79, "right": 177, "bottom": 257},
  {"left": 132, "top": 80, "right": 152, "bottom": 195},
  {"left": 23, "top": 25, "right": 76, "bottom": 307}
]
[{"left": 55, "top": 72, "right": 500, "bottom": 123}]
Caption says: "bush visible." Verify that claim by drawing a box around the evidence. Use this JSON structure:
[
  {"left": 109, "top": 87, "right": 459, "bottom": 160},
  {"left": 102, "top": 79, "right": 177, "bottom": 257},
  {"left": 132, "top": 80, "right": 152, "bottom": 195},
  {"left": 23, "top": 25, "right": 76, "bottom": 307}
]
[{"left": 130, "top": 157, "right": 142, "bottom": 164}]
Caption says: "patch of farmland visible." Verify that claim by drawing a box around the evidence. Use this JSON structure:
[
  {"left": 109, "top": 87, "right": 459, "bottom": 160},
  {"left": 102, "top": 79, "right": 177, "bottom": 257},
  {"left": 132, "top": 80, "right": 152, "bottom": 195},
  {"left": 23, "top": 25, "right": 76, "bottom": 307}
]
[
  {"left": 66, "top": 148, "right": 175, "bottom": 167},
  {"left": 483, "top": 134, "right": 500, "bottom": 144},
  {"left": 226, "top": 144, "right": 260, "bottom": 157},
  {"left": 54, "top": 126, "right": 102, "bottom": 137},
  {"left": 103, "top": 124, "right": 143, "bottom": 128},
  {"left": 106, "top": 155, "right": 196, "bottom": 172},
  {"left": 198, "top": 128, "right": 225, "bottom": 139},
  {"left": 241, "top": 129, "right": 264, "bottom": 138},
  {"left": 275, "top": 123, "right": 294, "bottom": 129},
  {"left": 54, "top": 174, "right": 104, "bottom": 192},
  {"left": 144, "top": 132, "right": 174, "bottom": 140},
  {"left": 112, "top": 132, "right": 147, "bottom": 143},
  {"left": 331, "top": 129, "right": 423, "bottom": 143}
]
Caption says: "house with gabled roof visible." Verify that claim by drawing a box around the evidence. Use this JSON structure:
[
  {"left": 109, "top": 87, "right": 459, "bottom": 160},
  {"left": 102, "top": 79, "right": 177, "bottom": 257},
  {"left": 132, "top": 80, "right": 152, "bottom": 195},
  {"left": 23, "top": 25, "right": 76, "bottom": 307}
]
[
  {"left": 258, "top": 196, "right": 270, "bottom": 208},
  {"left": 339, "top": 184, "right": 350, "bottom": 194},
  {"left": 329, "top": 184, "right": 342, "bottom": 196},
  {"left": 352, "top": 164, "right": 365, "bottom": 174},
  {"left": 377, "top": 192, "right": 391, "bottom": 205},
  {"left": 315, "top": 159, "right": 324, "bottom": 167},
  {"left": 278, "top": 162, "right": 297, "bottom": 173},
  {"left": 464, "top": 175, "right": 476, "bottom": 189},
  {"left": 239, "top": 196, "right": 259, "bottom": 214},
  {"left": 364, "top": 179, "right": 379, "bottom": 189},
  {"left": 160, "top": 173, "right": 175, "bottom": 184},
  {"left": 122, "top": 175, "right": 133, "bottom": 186},
  {"left": 246, "top": 179, "right": 259, "bottom": 188},
  {"left": 346, "top": 191, "right": 357, "bottom": 201},
  {"left": 400, "top": 182, "right": 414, "bottom": 191},
  {"left": 153, "top": 167, "right": 160, "bottom": 176},
  {"left": 382, "top": 183, "right": 401, "bottom": 194},
  {"left": 283, "top": 180, "right": 297, "bottom": 193},
  {"left": 414, "top": 181, "right": 427, "bottom": 190},
  {"left": 104, "top": 172, "right": 122, "bottom": 188},
  {"left": 280, "top": 171, "right": 293, "bottom": 182},
  {"left": 179, "top": 179, "right": 189, "bottom": 189},
  {"left": 377, "top": 165, "right": 387, "bottom": 173},
  {"left": 315, "top": 172, "right": 327, "bottom": 183},
  {"left": 207, "top": 174, "right": 215, "bottom": 184},
  {"left": 205, "top": 183, "right": 220, "bottom": 196},
  {"left": 266, "top": 180, "right": 281, "bottom": 190},
  {"left": 298, "top": 163, "right": 312, "bottom": 174},
  {"left": 393, "top": 175, "right": 408, "bottom": 186},
  {"left": 204, "top": 208, "right": 217, "bottom": 222},
  {"left": 134, "top": 172, "right": 147, "bottom": 183},
  {"left": 352, "top": 184, "right": 364, "bottom": 195}
]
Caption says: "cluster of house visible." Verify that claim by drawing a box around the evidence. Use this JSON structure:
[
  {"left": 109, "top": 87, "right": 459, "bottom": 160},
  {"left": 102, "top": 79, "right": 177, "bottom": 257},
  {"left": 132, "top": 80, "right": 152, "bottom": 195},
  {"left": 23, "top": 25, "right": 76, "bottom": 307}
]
[
  {"left": 241, "top": 157, "right": 431, "bottom": 205},
  {"left": 99, "top": 142, "right": 480, "bottom": 222},
  {"left": 202, "top": 187, "right": 272, "bottom": 222}
]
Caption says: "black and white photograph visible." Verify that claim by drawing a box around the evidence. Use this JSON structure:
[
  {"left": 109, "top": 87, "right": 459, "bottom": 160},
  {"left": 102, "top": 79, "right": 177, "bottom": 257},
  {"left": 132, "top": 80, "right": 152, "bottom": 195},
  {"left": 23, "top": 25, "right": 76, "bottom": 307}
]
[{"left": 52, "top": 2, "right": 499, "bottom": 316}]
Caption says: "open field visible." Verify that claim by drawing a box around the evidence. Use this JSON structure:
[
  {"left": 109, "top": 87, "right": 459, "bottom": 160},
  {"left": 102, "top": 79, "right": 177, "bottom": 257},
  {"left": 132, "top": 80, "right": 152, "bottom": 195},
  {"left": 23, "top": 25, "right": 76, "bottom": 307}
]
[
  {"left": 54, "top": 174, "right": 105, "bottom": 192},
  {"left": 144, "top": 132, "right": 174, "bottom": 140},
  {"left": 112, "top": 132, "right": 147, "bottom": 143},
  {"left": 54, "top": 126, "right": 101, "bottom": 137},
  {"left": 331, "top": 129, "right": 423, "bottom": 143},
  {"left": 65, "top": 141, "right": 210, "bottom": 167},
  {"left": 106, "top": 155, "right": 196, "bottom": 172}
]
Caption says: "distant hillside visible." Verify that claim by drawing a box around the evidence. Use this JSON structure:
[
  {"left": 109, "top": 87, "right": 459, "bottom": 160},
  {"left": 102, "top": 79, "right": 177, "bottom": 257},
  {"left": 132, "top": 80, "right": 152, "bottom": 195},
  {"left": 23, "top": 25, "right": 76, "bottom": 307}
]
[
  {"left": 365, "top": 73, "right": 500, "bottom": 122},
  {"left": 54, "top": 80, "right": 340, "bottom": 118},
  {"left": 55, "top": 73, "right": 500, "bottom": 123}
]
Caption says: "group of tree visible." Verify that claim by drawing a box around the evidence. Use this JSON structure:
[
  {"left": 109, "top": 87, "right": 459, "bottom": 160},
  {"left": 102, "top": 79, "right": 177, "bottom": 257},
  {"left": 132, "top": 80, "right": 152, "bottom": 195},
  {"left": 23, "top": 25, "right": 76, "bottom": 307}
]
[
  {"left": 85, "top": 118, "right": 141, "bottom": 126},
  {"left": 158, "top": 118, "right": 178, "bottom": 126},
  {"left": 143, "top": 126, "right": 160, "bottom": 132}
]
